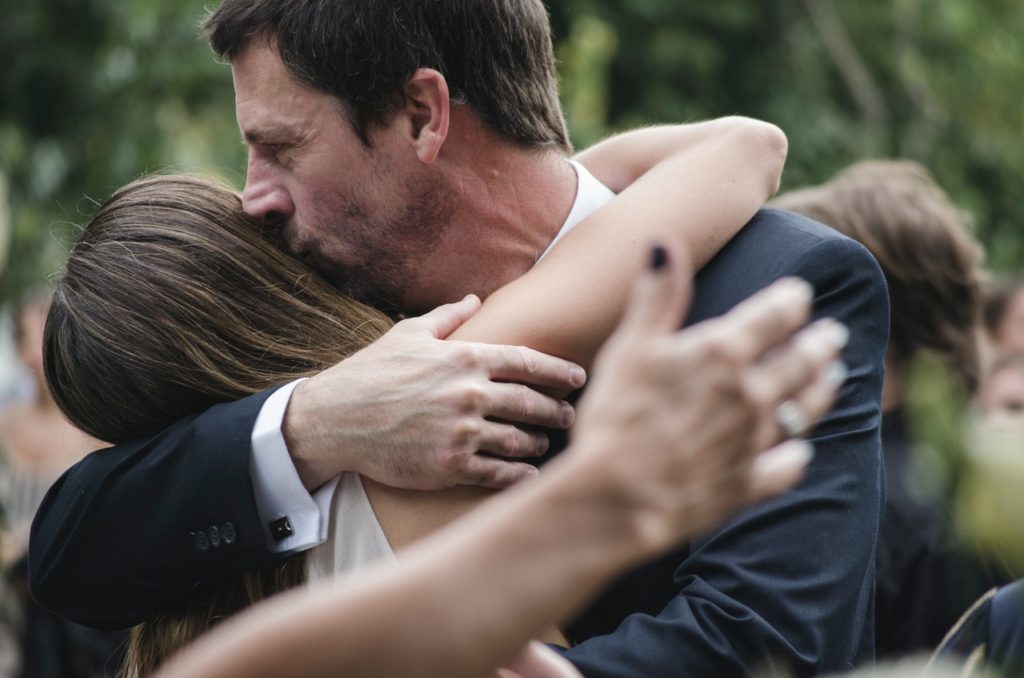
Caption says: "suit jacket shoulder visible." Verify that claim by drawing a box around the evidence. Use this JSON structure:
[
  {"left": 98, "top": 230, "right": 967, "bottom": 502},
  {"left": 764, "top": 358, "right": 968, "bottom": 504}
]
[{"left": 564, "top": 208, "right": 889, "bottom": 676}]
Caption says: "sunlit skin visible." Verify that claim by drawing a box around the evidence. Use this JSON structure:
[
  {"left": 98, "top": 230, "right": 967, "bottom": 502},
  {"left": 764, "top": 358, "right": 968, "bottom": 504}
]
[
  {"left": 981, "top": 363, "right": 1024, "bottom": 418},
  {"left": 231, "top": 41, "right": 577, "bottom": 313},
  {"left": 994, "top": 289, "right": 1024, "bottom": 354}
]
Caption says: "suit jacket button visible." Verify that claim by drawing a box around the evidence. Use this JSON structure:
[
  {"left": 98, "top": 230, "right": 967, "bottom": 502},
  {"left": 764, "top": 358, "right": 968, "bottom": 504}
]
[
  {"left": 192, "top": 531, "right": 210, "bottom": 552},
  {"left": 221, "top": 523, "right": 237, "bottom": 545},
  {"left": 207, "top": 525, "right": 221, "bottom": 548}
]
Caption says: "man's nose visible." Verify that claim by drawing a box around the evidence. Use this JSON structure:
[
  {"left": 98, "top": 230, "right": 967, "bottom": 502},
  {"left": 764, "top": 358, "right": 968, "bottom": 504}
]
[{"left": 241, "top": 160, "right": 295, "bottom": 225}]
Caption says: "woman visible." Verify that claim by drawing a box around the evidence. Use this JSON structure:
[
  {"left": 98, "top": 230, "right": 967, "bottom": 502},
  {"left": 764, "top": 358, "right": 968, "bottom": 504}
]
[
  {"left": 0, "top": 293, "right": 125, "bottom": 677},
  {"left": 45, "top": 119, "right": 817, "bottom": 674}
]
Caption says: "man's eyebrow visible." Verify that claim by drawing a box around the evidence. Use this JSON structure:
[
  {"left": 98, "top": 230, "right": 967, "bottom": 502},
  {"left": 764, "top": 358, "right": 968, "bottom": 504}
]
[{"left": 242, "top": 126, "right": 291, "bottom": 144}]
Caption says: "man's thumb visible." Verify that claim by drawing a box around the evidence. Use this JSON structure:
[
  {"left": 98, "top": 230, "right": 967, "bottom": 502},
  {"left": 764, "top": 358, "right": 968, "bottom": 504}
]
[
  {"left": 412, "top": 294, "right": 483, "bottom": 339},
  {"left": 616, "top": 242, "right": 693, "bottom": 337}
]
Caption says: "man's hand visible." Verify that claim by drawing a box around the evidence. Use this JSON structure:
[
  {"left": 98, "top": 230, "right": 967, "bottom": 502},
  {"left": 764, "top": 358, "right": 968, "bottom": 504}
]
[
  {"left": 283, "top": 295, "right": 586, "bottom": 491},
  {"left": 568, "top": 242, "right": 847, "bottom": 558}
]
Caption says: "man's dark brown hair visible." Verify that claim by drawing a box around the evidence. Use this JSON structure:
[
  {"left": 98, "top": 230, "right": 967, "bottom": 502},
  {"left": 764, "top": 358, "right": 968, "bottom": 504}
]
[{"left": 204, "top": 0, "right": 570, "bottom": 152}]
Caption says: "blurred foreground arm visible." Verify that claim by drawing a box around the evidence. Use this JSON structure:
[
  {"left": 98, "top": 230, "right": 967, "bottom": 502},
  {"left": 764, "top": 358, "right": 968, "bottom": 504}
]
[{"left": 157, "top": 242, "right": 842, "bottom": 678}]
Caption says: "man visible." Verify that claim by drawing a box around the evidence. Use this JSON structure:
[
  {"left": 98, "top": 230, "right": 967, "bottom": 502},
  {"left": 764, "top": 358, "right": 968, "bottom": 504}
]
[{"left": 31, "top": 1, "right": 888, "bottom": 674}]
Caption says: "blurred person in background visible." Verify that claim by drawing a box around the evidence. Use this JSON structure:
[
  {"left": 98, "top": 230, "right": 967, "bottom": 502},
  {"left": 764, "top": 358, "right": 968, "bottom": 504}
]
[
  {"left": 774, "top": 159, "right": 1012, "bottom": 658},
  {"left": 0, "top": 290, "right": 126, "bottom": 677},
  {"left": 979, "top": 354, "right": 1024, "bottom": 421},
  {"left": 982, "top": 278, "right": 1024, "bottom": 356}
]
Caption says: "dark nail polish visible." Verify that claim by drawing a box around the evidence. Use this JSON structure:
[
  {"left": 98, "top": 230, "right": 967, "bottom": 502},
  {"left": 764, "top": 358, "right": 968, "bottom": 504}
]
[{"left": 650, "top": 244, "right": 668, "bottom": 271}]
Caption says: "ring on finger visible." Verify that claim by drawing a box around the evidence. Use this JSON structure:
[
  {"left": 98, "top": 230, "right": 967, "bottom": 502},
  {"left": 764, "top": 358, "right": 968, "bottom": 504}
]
[{"left": 774, "top": 399, "right": 807, "bottom": 439}]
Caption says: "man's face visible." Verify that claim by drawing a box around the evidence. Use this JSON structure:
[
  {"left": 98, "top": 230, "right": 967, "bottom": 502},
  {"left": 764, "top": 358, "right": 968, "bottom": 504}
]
[{"left": 231, "top": 42, "right": 451, "bottom": 310}]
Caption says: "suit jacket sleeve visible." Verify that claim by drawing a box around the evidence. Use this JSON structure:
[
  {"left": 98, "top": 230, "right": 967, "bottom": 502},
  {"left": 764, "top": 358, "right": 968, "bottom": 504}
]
[
  {"left": 28, "top": 390, "right": 280, "bottom": 631},
  {"left": 562, "top": 210, "right": 889, "bottom": 676}
]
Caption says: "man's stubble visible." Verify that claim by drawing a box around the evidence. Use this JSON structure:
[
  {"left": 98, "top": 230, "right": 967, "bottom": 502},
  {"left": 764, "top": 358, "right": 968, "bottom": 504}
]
[{"left": 306, "top": 172, "right": 455, "bottom": 315}]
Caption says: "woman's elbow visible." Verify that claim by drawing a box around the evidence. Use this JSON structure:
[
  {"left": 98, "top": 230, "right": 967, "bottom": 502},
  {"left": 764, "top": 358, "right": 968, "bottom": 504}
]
[{"left": 720, "top": 116, "right": 789, "bottom": 198}]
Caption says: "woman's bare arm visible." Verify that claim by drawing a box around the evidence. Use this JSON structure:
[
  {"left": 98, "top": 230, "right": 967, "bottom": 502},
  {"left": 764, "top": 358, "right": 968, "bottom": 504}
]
[
  {"left": 365, "top": 118, "right": 789, "bottom": 573},
  {"left": 451, "top": 117, "right": 787, "bottom": 367}
]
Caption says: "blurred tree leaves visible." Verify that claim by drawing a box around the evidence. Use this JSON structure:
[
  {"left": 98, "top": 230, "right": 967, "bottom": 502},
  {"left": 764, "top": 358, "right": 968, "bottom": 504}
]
[
  {"left": 554, "top": 0, "right": 1024, "bottom": 268},
  {"left": 1, "top": 0, "right": 1023, "bottom": 304},
  {"left": 0, "top": 0, "right": 240, "bottom": 302}
]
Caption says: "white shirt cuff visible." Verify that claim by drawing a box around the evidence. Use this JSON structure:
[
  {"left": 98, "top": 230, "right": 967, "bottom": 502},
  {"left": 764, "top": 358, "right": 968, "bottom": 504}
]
[{"left": 250, "top": 379, "right": 340, "bottom": 553}]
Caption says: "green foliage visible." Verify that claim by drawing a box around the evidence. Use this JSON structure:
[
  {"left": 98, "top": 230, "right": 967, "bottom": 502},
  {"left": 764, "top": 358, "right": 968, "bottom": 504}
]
[
  {"left": 0, "top": 0, "right": 241, "bottom": 303},
  {"left": 1, "top": 0, "right": 1023, "bottom": 304},
  {"left": 553, "top": 0, "right": 1024, "bottom": 269},
  {"left": 907, "top": 354, "right": 1024, "bottom": 576}
]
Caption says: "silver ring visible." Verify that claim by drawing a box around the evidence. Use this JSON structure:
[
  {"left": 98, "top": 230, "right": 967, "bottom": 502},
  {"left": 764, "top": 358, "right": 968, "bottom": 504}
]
[{"left": 774, "top": 400, "right": 807, "bottom": 439}]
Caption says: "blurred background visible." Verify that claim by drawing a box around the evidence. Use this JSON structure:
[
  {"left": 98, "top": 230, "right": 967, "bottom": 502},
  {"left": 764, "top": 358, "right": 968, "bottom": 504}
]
[
  {"left": 1, "top": 0, "right": 1022, "bottom": 313},
  {"left": 0, "top": 0, "right": 1023, "bottom": 674}
]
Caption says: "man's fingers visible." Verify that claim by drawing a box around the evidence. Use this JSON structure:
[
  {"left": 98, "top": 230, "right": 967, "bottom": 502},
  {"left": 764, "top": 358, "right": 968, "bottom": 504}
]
[
  {"left": 485, "top": 383, "right": 575, "bottom": 429},
  {"left": 457, "top": 456, "right": 539, "bottom": 489},
  {"left": 746, "top": 440, "right": 813, "bottom": 503},
  {"left": 406, "top": 294, "right": 483, "bottom": 339},
  {"left": 483, "top": 345, "right": 587, "bottom": 391},
  {"left": 474, "top": 421, "right": 551, "bottom": 459},
  {"left": 616, "top": 241, "right": 694, "bottom": 339}
]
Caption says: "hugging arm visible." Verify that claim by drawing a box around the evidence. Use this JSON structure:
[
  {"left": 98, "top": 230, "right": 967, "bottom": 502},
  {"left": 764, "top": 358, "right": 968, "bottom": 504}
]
[
  {"left": 28, "top": 299, "right": 583, "bottom": 630},
  {"left": 156, "top": 247, "right": 836, "bottom": 678},
  {"left": 455, "top": 117, "right": 787, "bottom": 365},
  {"left": 29, "top": 118, "right": 785, "bottom": 631},
  {"left": 361, "top": 118, "right": 790, "bottom": 556},
  {"left": 560, "top": 213, "right": 889, "bottom": 676}
]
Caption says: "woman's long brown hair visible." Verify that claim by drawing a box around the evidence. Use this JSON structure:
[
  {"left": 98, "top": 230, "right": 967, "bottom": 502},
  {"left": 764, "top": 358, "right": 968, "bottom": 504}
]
[{"left": 43, "top": 174, "right": 393, "bottom": 676}]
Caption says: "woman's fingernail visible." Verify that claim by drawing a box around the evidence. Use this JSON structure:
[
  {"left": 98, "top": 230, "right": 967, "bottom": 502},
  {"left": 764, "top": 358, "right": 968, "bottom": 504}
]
[
  {"left": 753, "top": 440, "right": 815, "bottom": 476},
  {"left": 825, "top": 360, "right": 848, "bottom": 388},
  {"left": 826, "top": 321, "right": 850, "bottom": 349},
  {"left": 650, "top": 244, "right": 669, "bottom": 271},
  {"left": 776, "top": 277, "right": 813, "bottom": 302}
]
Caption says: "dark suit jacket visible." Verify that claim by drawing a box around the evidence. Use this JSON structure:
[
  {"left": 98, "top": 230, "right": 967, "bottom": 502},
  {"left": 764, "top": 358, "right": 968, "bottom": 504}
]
[
  {"left": 558, "top": 209, "right": 889, "bottom": 676},
  {"left": 30, "top": 209, "right": 888, "bottom": 675}
]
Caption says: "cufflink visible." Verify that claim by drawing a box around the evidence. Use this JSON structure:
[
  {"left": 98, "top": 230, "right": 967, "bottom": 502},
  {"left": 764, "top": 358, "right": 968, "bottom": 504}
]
[{"left": 270, "top": 516, "right": 294, "bottom": 542}]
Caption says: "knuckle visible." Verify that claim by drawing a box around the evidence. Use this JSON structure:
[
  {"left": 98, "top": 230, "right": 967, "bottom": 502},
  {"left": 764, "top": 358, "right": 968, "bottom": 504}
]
[
  {"left": 518, "top": 349, "right": 539, "bottom": 376},
  {"left": 740, "top": 375, "right": 774, "bottom": 413},
  {"left": 456, "top": 382, "right": 489, "bottom": 414},
  {"left": 453, "top": 418, "right": 482, "bottom": 445},
  {"left": 701, "top": 333, "right": 739, "bottom": 365},
  {"left": 503, "top": 428, "right": 525, "bottom": 454},
  {"left": 513, "top": 386, "right": 533, "bottom": 419},
  {"left": 450, "top": 344, "right": 482, "bottom": 371}
]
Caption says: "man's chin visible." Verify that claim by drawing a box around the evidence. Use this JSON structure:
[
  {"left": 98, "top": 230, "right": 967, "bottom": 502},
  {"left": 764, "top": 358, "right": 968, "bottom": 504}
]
[{"left": 327, "top": 270, "right": 405, "bottom": 316}]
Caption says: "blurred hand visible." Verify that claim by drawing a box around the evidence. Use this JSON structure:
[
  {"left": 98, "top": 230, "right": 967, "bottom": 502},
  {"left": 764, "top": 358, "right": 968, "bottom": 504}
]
[
  {"left": 496, "top": 642, "right": 582, "bottom": 678},
  {"left": 284, "top": 295, "right": 587, "bottom": 491},
  {"left": 569, "top": 241, "right": 846, "bottom": 557}
]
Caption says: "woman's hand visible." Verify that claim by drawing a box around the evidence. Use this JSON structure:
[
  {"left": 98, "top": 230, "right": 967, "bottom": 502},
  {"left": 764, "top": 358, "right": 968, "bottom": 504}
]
[{"left": 566, "top": 239, "right": 845, "bottom": 558}]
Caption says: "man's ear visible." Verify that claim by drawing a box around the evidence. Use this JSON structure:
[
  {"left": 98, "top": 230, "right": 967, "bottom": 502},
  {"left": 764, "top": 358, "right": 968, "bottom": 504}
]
[{"left": 403, "top": 68, "right": 450, "bottom": 165}]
